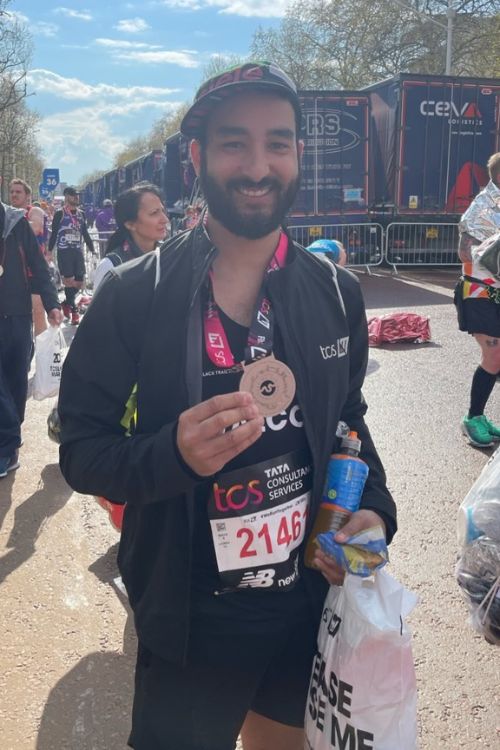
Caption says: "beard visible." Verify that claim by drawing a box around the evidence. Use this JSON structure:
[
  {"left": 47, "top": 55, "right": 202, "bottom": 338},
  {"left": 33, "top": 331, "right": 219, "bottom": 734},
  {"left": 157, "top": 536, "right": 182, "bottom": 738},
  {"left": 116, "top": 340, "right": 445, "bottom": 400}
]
[{"left": 199, "top": 152, "right": 300, "bottom": 240}]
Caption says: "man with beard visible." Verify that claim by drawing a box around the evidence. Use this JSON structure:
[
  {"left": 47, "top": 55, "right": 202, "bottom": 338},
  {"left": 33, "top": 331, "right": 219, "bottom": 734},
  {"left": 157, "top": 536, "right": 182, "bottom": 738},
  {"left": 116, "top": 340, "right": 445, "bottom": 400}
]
[
  {"left": 9, "top": 179, "right": 50, "bottom": 336},
  {"left": 48, "top": 186, "right": 95, "bottom": 325},
  {"left": 58, "top": 62, "right": 396, "bottom": 750}
]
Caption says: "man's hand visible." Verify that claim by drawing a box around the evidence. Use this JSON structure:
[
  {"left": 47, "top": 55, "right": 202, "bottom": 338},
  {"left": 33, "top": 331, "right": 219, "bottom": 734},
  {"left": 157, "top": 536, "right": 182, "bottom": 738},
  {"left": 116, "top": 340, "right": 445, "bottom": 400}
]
[
  {"left": 312, "top": 509, "right": 386, "bottom": 586},
  {"left": 177, "top": 391, "right": 264, "bottom": 476},
  {"left": 47, "top": 308, "right": 64, "bottom": 326}
]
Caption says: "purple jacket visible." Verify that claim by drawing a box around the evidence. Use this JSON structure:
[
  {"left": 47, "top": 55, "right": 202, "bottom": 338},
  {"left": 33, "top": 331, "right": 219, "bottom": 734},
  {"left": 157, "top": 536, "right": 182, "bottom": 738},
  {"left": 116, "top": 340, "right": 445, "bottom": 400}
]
[{"left": 95, "top": 207, "right": 116, "bottom": 237}]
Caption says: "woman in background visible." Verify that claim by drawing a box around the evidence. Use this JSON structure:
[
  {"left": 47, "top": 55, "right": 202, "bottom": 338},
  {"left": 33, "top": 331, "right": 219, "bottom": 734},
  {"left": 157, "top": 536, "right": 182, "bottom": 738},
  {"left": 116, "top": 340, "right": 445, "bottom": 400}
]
[{"left": 93, "top": 183, "right": 169, "bottom": 292}]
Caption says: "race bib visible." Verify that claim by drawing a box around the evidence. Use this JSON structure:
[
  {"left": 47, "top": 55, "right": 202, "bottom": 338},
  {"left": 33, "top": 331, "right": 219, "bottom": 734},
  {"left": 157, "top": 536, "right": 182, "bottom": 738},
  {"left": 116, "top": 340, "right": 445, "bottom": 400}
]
[
  {"left": 58, "top": 230, "right": 81, "bottom": 249},
  {"left": 208, "top": 449, "right": 312, "bottom": 592}
]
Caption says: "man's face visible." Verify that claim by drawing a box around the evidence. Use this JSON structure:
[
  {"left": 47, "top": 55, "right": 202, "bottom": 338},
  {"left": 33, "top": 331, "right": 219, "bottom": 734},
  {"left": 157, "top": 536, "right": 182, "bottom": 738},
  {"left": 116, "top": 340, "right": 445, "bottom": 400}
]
[
  {"left": 65, "top": 193, "right": 79, "bottom": 209},
  {"left": 9, "top": 183, "right": 29, "bottom": 209},
  {"left": 192, "top": 92, "right": 302, "bottom": 239}
]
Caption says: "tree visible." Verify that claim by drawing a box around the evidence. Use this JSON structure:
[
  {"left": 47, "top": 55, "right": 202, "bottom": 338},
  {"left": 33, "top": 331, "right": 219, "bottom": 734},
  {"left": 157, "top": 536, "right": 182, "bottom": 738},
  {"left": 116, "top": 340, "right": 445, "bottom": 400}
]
[
  {"left": 77, "top": 169, "right": 106, "bottom": 190},
  {"left": 0, "top": 0, "right": 32, "bottom": 114},
  {"left": 0, "top": 95, "right": 43, "bottom": 201},
  {"left": 112, "top": 135, "right": 150, "bottom": 169},
  {"left": 251, "top": 0, "right": 500, "bottom": 88},
  {"left": 202, "top": 53, "right": 247, "bottom": 81},
  {"left": 148, "top": 103, "right": 190, "bottom": 149}
]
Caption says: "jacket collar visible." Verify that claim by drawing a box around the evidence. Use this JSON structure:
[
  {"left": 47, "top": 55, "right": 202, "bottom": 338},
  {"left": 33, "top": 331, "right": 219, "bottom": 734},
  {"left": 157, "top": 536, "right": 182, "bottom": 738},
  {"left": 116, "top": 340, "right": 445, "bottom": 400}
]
[{"left": 0, "top": 202, "right": 25, "bottom": 240}]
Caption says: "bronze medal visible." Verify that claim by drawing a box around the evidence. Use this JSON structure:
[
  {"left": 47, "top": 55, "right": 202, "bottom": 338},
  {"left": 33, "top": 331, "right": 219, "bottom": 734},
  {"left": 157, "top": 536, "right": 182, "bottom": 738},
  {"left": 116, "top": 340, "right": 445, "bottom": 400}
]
[{"left": 239, "top": 354, "right": 296, "bottom": 417}]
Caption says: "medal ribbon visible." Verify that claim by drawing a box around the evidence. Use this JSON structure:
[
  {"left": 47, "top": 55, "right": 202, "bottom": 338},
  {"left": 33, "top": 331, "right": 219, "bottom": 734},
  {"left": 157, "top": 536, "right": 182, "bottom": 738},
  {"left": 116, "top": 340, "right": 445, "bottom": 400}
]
[
  {"left": 204, "top": 232, "right": 288, "bottom": 369},
  {"left": 63, "top": 206, "right": 81, "bottom": 230}
]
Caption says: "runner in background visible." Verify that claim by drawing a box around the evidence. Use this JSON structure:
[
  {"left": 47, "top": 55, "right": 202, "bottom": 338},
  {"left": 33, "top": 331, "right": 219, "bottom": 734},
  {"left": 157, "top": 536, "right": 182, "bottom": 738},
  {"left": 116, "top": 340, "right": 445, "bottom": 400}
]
[
  {"left": 95, "top": 199, "right": 117, "bottom": 257},
  {"left": 48, "top": 186, "right": 95, "bottom": 326},
  {"left": 0, "top": 197, "right": 62, "bottom": 478},
  {"left": 9, "top": 179, "right": 50, "bottom": 336},
  {"left": 457, "top": 152, "right": 500, "bottom": 447}
]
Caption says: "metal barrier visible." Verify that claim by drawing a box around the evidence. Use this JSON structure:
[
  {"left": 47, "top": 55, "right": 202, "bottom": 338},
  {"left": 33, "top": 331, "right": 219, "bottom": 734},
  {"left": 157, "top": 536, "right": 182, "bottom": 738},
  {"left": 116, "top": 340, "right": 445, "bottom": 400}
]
[
  {"left": 91, "top": 230, "right": 114, "bottom": 259},
  {"left": 385, "top": 222, "right": 460, "bottom": 268},
  {"left": 288, "top": 223, "right": 384, "bottom": 270}
]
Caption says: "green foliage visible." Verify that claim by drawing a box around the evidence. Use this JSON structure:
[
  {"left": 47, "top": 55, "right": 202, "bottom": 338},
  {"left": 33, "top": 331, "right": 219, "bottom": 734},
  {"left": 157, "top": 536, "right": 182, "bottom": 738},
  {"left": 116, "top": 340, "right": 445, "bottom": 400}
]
[
  {"left": 251, "top": 0, "right": 500, "bottom": 88},
  {"left": 77, "top": 169, "right": 106, "bottom": 190},
  {"left": 202, "top": 53, "right": 248, "bottom": 81},
  {"left": 149, "top": 103, "right": 190, "bottom": 149}
]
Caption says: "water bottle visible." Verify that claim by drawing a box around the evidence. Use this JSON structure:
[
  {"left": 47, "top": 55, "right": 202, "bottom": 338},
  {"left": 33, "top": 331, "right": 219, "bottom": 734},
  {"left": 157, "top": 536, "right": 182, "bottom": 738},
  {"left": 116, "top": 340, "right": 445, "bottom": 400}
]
[{"left": 304, "top": 431, "right": 369, "bottom": 568}]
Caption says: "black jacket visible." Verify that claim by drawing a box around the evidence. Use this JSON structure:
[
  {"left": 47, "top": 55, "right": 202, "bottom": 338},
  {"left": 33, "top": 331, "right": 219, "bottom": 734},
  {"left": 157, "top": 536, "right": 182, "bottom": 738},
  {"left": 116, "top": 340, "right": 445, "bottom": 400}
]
[
  {"left": 0, "top": 203, "right": 60, "bottom": 316},
  {"left": 59, "top": 224, "right": 396, "bottom": 663}
]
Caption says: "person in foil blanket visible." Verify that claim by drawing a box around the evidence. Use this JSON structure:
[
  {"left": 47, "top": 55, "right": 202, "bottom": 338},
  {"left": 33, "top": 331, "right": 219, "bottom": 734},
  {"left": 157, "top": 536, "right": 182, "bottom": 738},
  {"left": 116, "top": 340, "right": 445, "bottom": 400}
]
[
  {"left": 456, "top": 152, "right": 500, "bottom": 447},
  {"left": 58, "top": 61, "right": 396, "bottom": 750}
]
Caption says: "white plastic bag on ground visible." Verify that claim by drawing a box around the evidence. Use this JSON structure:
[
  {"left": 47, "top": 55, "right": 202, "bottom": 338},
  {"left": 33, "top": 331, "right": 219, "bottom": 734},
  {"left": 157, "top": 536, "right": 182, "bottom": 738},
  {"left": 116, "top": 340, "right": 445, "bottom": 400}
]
[
  {"left": 32, "top": 326, "right": 67, "bottom": 401},
  {"left": 305, "top": 570, "right": 418, "bottom": 750}
]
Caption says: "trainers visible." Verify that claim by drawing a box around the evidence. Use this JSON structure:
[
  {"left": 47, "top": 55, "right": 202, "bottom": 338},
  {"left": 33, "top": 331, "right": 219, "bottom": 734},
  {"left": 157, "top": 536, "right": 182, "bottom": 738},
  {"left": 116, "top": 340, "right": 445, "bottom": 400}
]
[
  {"left": 62, "top": 302, "right": 71, "bottom": 319},
  {"left": 462, "top": 415, "right": 494, "bottom": 447},
  {"left": 71, "top": 310, "right": 80, "bottom": 325},
  {"left": 0, "top": 454, "right": 20, "bottom": 479},
  {"left": 483, "top": 415, "right": 500, "bottom": 440}
]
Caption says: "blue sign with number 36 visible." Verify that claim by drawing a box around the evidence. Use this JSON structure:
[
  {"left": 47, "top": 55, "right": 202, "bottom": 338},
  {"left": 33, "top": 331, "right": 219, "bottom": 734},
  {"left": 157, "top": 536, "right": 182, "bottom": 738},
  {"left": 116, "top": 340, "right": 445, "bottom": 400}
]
[{"left": 42, "top": 168, "right": 60, "bottom": 190}]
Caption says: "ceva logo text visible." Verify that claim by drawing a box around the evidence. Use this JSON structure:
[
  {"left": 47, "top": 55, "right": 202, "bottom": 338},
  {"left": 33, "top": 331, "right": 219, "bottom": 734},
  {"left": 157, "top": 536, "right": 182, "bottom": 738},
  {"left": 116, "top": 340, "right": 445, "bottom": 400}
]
[{"left": 420, "top": 101, "right": 482, "bottom": 118}]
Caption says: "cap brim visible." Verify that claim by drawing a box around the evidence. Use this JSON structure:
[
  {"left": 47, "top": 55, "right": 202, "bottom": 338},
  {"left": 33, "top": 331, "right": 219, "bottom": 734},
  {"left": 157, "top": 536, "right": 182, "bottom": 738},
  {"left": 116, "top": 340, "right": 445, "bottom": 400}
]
[{"left": 180, "top": 81, "right": 302, "bottom": 138}]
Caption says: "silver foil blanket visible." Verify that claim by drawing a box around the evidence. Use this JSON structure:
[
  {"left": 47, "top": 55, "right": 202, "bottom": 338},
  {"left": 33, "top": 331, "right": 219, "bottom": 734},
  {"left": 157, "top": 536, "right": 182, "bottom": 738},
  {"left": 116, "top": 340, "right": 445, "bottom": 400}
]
[{"left": 459, "top": 180, "right": 500, "bottom": 241}]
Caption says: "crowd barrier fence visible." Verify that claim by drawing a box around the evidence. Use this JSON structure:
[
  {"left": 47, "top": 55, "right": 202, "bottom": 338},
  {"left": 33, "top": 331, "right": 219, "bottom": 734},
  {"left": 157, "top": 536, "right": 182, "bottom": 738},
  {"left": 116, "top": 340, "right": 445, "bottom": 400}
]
[
  {"left": 49, "top": 222, "right": 463, "bottom": 285},
  {"left": 287, "top": 223, "right": 385, "bottom": 272},
  {"left": 384, "top": 222, "right": 460, "bottom": 269}
]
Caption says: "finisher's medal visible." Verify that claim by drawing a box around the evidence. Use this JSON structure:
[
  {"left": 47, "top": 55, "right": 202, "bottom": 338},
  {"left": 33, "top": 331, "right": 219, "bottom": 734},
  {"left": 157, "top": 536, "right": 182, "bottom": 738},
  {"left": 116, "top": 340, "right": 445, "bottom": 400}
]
[{"left": 240, "top": 354, "right": 296, "bottom": 417}]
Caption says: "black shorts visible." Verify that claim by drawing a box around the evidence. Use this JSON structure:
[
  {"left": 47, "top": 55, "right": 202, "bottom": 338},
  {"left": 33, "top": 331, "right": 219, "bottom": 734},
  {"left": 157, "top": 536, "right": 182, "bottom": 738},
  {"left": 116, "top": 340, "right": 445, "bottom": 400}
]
[
  {"left": 128, "top": 616, "right": 318, "bottom": 750},
  {"left": 456, "top": 291, "right": 500, "bottom": 337},
  {"left": 57, "top": 246, "right": 85, "bottom": 281}
]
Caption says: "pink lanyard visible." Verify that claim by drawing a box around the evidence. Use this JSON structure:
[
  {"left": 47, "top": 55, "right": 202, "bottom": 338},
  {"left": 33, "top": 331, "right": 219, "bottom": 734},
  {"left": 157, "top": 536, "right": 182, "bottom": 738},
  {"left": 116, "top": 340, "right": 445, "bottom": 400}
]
[{"left": 204, "top": 232, "right": 289, "bottom": 368}]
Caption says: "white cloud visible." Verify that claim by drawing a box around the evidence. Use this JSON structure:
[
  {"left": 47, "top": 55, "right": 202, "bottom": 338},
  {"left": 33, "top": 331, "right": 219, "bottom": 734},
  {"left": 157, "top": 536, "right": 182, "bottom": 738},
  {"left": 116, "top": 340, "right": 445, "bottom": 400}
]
[
  {"left": 35, "top": 22, "right": 60, "bottom": 38},
  {"left": 117, "top": 49, "right": 199, "bottom": 67},
  {"left": 37, "top": 106, "right": 126, "bottom": 169},
  {"left": 95, "top": 38, "right": 199, "bottom": 67},
  {"left": 8, "top": 10, "right": 30, "bottom": 24},
  {"left": 217, "top": 0, "right": 287, "bottom": 15},
  {"left": 8, "top": 11, "right": 59, "bottom": 36},
  {"left": 28, "top": 69, "right": 179, "bottom": 101},
  {"left": 95, "top": 38, "right": 161, "bottom": 50},
  {"left": 54, "top": 7, "right": 93, "bottom": 21},
  {"left": 35, "top": 94, "right": 183, "bottom": 180},
  {"left": 159, "top": 0, "right": 287, "bottom": 17},
  {"left": 115, "top": 17, "right": 150, "bottom": 33}
]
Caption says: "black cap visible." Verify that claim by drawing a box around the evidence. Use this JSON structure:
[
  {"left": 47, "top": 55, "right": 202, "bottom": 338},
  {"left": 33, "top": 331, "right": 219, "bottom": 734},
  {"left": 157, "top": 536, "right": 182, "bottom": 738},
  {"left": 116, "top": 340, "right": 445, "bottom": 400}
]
[
  {"left": 63, "top": 186, "right": 78, "bottom": 197},
  {"left": 180, "top": 60, "right": 302, "bottom": 139}
]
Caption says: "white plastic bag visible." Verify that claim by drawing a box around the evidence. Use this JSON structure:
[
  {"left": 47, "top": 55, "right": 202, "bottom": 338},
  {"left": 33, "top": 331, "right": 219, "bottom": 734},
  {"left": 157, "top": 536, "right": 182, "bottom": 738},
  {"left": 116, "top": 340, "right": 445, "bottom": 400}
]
[
  {"left": 305, "top": 570, "right": 418, "bottom": 750},
  {"left": 456, "top": 446, "right": 500, "bottom": 644},
  {"left": 32, "top": 325, "right": 67, "bottom": 401}
]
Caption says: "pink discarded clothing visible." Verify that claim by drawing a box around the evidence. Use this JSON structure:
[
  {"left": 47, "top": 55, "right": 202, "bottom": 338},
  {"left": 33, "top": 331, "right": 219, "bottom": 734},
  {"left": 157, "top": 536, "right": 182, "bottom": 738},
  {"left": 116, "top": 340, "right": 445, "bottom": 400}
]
[{"left": 367, "top": 312, "right": 431, "bottom": 346}]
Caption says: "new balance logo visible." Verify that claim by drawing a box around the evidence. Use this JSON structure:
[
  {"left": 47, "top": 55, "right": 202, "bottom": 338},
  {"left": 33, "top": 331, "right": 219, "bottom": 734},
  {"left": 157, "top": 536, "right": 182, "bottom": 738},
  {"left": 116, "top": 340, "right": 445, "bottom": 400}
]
[
  {"left": 238, "top": 568, "right": 275, "bottom": 588},
  {"left": 320, "top": 337, "right": 349, "bottom": 360}
]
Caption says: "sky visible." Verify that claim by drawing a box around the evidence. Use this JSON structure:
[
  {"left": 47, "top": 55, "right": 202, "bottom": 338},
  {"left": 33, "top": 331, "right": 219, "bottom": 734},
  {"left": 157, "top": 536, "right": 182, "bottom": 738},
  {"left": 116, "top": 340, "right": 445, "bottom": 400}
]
[{"left": 11, "top": 0, "right": 287, "bottom": 185}]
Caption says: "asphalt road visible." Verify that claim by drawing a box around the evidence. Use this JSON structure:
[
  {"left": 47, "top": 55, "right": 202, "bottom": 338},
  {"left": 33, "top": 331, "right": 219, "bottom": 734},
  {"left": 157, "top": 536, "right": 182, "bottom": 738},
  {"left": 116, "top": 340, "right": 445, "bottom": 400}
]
[{"left": 0, "top": 266, "right": 498, "bottom": 749}]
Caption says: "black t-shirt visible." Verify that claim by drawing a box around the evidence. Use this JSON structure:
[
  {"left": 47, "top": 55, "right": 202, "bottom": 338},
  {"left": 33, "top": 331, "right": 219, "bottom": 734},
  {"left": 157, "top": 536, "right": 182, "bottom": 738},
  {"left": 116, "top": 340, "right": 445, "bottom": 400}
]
[{"left": 191, "top": 289, "right": 314, "bottom": 632}]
